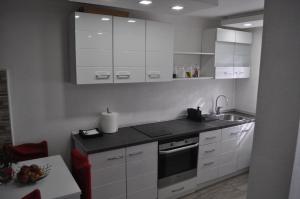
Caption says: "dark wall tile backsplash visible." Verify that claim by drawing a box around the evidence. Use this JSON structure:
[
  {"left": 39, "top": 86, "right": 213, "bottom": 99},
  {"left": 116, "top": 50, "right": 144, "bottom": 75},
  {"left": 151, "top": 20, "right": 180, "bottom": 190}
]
[{"left": 0, "top": 70, "right": 12, "bottom": 148}]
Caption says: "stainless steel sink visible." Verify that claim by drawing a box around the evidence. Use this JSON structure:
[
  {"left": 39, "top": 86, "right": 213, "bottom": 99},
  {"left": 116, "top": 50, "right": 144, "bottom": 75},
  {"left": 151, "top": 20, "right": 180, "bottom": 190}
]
[{"left": 216, "top": 114, "right": 247, "bottom": 122}]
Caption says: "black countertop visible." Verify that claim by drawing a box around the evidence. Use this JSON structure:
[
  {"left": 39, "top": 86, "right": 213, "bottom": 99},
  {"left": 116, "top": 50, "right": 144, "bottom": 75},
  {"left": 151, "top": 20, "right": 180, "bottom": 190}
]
[{"left": 72, "top": 111, "right": 255, "bottom": 154}]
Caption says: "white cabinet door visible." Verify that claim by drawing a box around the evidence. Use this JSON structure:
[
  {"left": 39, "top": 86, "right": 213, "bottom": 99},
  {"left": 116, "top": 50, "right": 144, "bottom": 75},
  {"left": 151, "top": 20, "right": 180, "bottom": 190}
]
[
  {"left": 234, "top": 67, "right": 250, "bottom": 79},
  {"left": 126, "top": 142, "right": 158, "bottom": 199},
  {"left": 113, "top": 17, "right": 146, "bottom": 83},
  {"left": 217, "top": 28, "right": 236, "bottom": 43},
  {"left": 236, "top": 31, "right": 252, "bottom": 44},
  {"left": 215, "top": 42, "right": 235, "bottom": 67},
  {"left": 237, "top": 122, "right": 255, "bottom": 170},
  {"left": 215, "top": 67, "right": 234, "bottom": 79},
  {"left": 74, "top": 12, "right": 113, "bottom": 84},
  {"left": 146, "top": 21, "right": 173, "bottom": 82}
]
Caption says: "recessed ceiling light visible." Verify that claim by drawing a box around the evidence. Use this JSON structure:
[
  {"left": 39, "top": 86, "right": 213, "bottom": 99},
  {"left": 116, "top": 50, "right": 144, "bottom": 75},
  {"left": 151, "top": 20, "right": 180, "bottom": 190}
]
[
  {"left": 101, "top": 17, "right": 110, "bottom": 21},
  {"left": 139, "top": 0, "right": 152, "bottom": 5},
  {"left": 128, "top": 19, "right": 136, "bottom": 23},
  {"left": 75, "top": 15, "right": 80, "bottom": 19},
  {"left": 243, "top": 23, "right": 252, "bottom": 27},
  {"left": 172, "top": 5, "right": 184, "bottom": 11}
]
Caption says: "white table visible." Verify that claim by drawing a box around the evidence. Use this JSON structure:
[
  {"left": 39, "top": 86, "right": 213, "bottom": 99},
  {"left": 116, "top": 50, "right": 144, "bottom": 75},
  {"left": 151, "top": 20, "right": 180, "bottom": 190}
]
[{"left": 0, "top": 155, "right": 81, "bottom": 199}]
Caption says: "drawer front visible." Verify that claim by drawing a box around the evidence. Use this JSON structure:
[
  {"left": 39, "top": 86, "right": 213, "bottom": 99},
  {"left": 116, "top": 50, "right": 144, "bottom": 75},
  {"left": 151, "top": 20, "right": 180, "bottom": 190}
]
[
  {"left": 128, "top": 187, "right": 157, "bottom": 199},
  {"left": 114, "top": 67, "right": 145, "bottom": 83},
  {"left": 199, "top": 130, "right": 221, "bottom": 146},
  {"left": 158, "top": 178, "right": 196, "bottom": 199},
  {"left": 127, "top": 172, "right": 157, "bottom": 195},
  {"left": 215, "top": 67, "right": 234, "bottom": 79},
  {"left": 220, "top": 138, "right": 239, "bottom": 154},
  {"left": 92, "top": 180, "right": 126, "bottom": 199},
  {"left": 91, "top": 164, "right": 125, "bottom": 187},
  {"left": 88, "top": 148, "right": 125, "bottom": 169},
  {"left": 217, "top": 28, "right": 236, "bottom": 43},
  {"left": 198, "top": 157, "right": 219, "bottom": 170},
  {"left": 77, "top": 67, "right": 113, "bottom": 84},
  {"left": 126, "top": 142, "right": 158, "bottom": 163},
  {"left": 198, "top": 143, "right": 220, "bottom": 159},
  {"left": 222, "top": 125, "right": 242, "bottom": 141},
  {"left": 127, "top": 157, "right": 157, "bottom": 178},
  {"left": 234, "top": 67, "right": 250, "bottom": 78}
]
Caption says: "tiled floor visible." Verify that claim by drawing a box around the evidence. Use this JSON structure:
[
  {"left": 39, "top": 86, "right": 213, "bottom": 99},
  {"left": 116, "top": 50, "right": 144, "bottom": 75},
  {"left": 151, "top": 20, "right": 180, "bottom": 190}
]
[{"left": 181, "top": 173, "right": 248, "bottom": 199}]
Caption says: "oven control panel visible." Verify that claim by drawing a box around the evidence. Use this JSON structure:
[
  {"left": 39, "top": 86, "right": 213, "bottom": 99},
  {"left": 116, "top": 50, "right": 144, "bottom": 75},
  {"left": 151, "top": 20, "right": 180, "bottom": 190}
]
[{"left": 159, "top": 136, "right": 199, "bottom": 151}]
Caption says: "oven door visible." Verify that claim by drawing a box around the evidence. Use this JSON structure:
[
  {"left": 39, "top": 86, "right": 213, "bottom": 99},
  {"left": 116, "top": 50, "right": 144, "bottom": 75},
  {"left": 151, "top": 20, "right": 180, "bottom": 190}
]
[{"left": 158, "top": 143, "right": 199, "bottom": 188}]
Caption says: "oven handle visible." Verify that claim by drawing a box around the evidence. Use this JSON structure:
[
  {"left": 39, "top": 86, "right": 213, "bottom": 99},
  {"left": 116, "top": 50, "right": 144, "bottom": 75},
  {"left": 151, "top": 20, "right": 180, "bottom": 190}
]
[{"left": 159, "top": 143, "right": 199, "bottom": 154}]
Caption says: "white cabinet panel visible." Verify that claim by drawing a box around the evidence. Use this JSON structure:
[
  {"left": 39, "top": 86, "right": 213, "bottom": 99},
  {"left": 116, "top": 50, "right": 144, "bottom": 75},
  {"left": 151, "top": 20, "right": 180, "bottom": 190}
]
[
  {"left": 77, "top": 67, "right": 113, "bottom": 84},
  {"left": 198, "top": 157, "right": 219, "bottom": 184},
  {"left": 76, "top": 49, "right": 112, "bottom": 67},
  {"left": 236, "top": 31, "right": 252, "bottom": 44},
  {"left": 222, "top": 125, "right": 242, "bottom": 141},
  {"left": 128, "top": 187, "right": 157, "bottom": 199},
  {"left": 217, "top": 28, "right": 236, "bottom": 43},
  {"left": 237, "top": 123, "right": 255, "bottom": 170},
  {"left": 126, "top": 142, "right": 157, "bottom": 162},
  {"left": 91, "top": 165, "right": 125, "bottom": 187},
  {"left": 76, "top": 30, "right": 112, "bottom": 50},
  {"left": 220, "top": 138, "right": 239, "bottom": 153},
  {"left": 114, "top": 67, "right": 145, "bottom": 83},
  {"left": 215, "top": 67, "right": 234, "bottom": 79},
  {"left": 127, "top": 173, "right": 157, "bottom": 195},
  {"left": 114, "top": 17, "right": 145, "bottom": 69},
  {"left": 215, "top": 42, "right": 235, "bottom": 67},
  {"left": 89, "top": 148, "right": 125, "bottom": 169},
  {"left": 146, "top": 21, "right": 173, "bottom": 82},
  {"left": 234, "top": 67, "right": 250, "bottom": 78},
  {"left": 92, "top": 180, "right": 126, "bottom": 199}
]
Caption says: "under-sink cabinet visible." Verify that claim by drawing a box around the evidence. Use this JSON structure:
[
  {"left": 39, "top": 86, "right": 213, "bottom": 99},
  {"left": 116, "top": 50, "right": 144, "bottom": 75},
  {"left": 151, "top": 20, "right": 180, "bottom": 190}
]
[{"left": 77, "top": 142, "right": 158, "bottom": 199}]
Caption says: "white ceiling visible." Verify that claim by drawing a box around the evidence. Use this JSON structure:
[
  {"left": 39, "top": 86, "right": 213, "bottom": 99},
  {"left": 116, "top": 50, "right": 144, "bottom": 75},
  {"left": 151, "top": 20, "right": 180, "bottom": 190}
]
[{"left": 70, "top": 0, "right": 265, "bottom": 17}]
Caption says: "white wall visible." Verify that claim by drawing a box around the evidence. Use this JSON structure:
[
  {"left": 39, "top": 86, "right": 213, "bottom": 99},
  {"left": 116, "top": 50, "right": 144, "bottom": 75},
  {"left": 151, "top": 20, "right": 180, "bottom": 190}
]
[
  {"left": 235, "top": 28, "right": 262, "bottom": 114},
  {"left": 247, "top": 0, "right": 300, "bottom": 198},
  {"left": 0, "top": 0, "right": 236, "bottom": 162}
]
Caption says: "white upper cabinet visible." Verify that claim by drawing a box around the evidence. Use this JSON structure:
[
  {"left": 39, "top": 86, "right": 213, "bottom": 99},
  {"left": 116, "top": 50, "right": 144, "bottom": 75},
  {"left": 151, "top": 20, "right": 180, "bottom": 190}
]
[
  {"left": 73, "top": 12, "right": 113, "bottom": 84},
  {"left": 235, "top": 31, "right": 253, "bottom": 44},
  {"left": 146, "top": 21, "right": 174, "bottom": 82},
  {"left": 217, "top": 28, "right": 236, "bottom": 43},
  {"left": 113, "top": 17, "right": 146, "bottom": 83}
]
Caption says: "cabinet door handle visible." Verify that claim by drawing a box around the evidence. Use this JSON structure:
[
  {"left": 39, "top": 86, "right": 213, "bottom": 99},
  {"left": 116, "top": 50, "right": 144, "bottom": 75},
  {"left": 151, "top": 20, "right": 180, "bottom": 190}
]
[
  {"left": 203, "top": 161, "right": 215, "bottom": 166},
  {"left": 148, "top": 73, "right": 160, "bottom": 79},
  {"left": 204, "top": 149, "right": 216, "bottom": 153},
  {"left": 230, "top": 132, "right": 239, "bottom": 135},
  {"left": 96, "top": 74, "right": 110, "bottom": 80},
  {"left": 205, "top": 136, "right": 217, "bottom": 140},
  {"left": 116, "top": 74, "right": 130, "bottom": 79},
  {"left": 128, "top": 151, "right": 143, "bottom": 157},
  {"left": 107, "top": 155, "right": 123, "bottom": 161},
  {"left": 171, "top": 187, "right": 184, "bottom": 193}
]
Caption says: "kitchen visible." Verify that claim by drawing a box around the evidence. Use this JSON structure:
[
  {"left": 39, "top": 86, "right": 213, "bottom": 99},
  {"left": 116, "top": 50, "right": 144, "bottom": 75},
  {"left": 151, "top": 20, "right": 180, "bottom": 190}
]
[{"left": 0, "top": 0, "right": 300, "bottom": 199}]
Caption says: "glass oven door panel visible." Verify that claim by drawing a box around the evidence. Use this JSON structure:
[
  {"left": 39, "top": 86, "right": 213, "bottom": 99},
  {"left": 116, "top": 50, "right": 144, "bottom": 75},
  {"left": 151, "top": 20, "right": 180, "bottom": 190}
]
[{"left": 158, "top": 147, "right": 198, "bottom": 179}]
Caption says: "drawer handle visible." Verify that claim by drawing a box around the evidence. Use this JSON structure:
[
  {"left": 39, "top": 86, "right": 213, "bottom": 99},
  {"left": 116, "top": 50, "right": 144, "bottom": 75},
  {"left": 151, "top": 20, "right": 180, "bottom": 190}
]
[
  {"left": 148, "top": 73, "right": 160, "bottom": 79},
  {"left": 95, "top": 74, "right": 110, "bottom": 80},
  {"left": 107, "top": 155, "right": 123, "bottom": 161},
  {"left": 171, "top": 187, "right": 184, "bottom": 193},
  {"left": 203, "top": 161, "right": 215, "bottom": 166},
  {"left": 205, "top": 136, "right": 217, "bottom": 140},
  {"left": 116, "top": 74, "right": 130, "bottom": 79},
  {"left": 128, "top": 151, "right": 143, "bottom": 157},
  {"left": 204, "top": 149, "right": 216, "bottom": 153}
]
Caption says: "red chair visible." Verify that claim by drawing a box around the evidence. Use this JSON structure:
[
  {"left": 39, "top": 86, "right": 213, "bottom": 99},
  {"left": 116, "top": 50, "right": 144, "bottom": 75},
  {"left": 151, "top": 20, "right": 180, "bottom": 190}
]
[
  {"left": 4, "top": 141, "right": 48, "bottom": 163},
  {"left": 71, "top": 149, "right": 91, "bottom": 199},
  {"left": 22, "top": 189, "right": 41, "bottom": 199}
]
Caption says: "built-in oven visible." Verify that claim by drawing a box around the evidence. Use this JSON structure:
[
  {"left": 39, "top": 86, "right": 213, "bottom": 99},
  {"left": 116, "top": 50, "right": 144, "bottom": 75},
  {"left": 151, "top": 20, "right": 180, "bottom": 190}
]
[{"left": 158, "top": 135, "right": 199, "bottom": 188}]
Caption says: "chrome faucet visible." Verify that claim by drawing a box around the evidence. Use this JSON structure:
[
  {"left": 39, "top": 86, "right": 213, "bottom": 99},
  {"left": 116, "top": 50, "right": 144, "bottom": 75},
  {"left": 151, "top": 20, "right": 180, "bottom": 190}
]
[{"left": 215, "top": 95, "right": 229, "bottom": 115}]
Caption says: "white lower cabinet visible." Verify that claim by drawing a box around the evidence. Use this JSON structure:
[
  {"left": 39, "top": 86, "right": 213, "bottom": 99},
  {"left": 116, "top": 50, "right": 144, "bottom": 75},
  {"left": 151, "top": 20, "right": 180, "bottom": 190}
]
[
  {"left": 197, "top": 123, "right": 255, "bottom": 185},
  {"left": 87, "top": 142, "right": 158, "bottom": 199}
]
